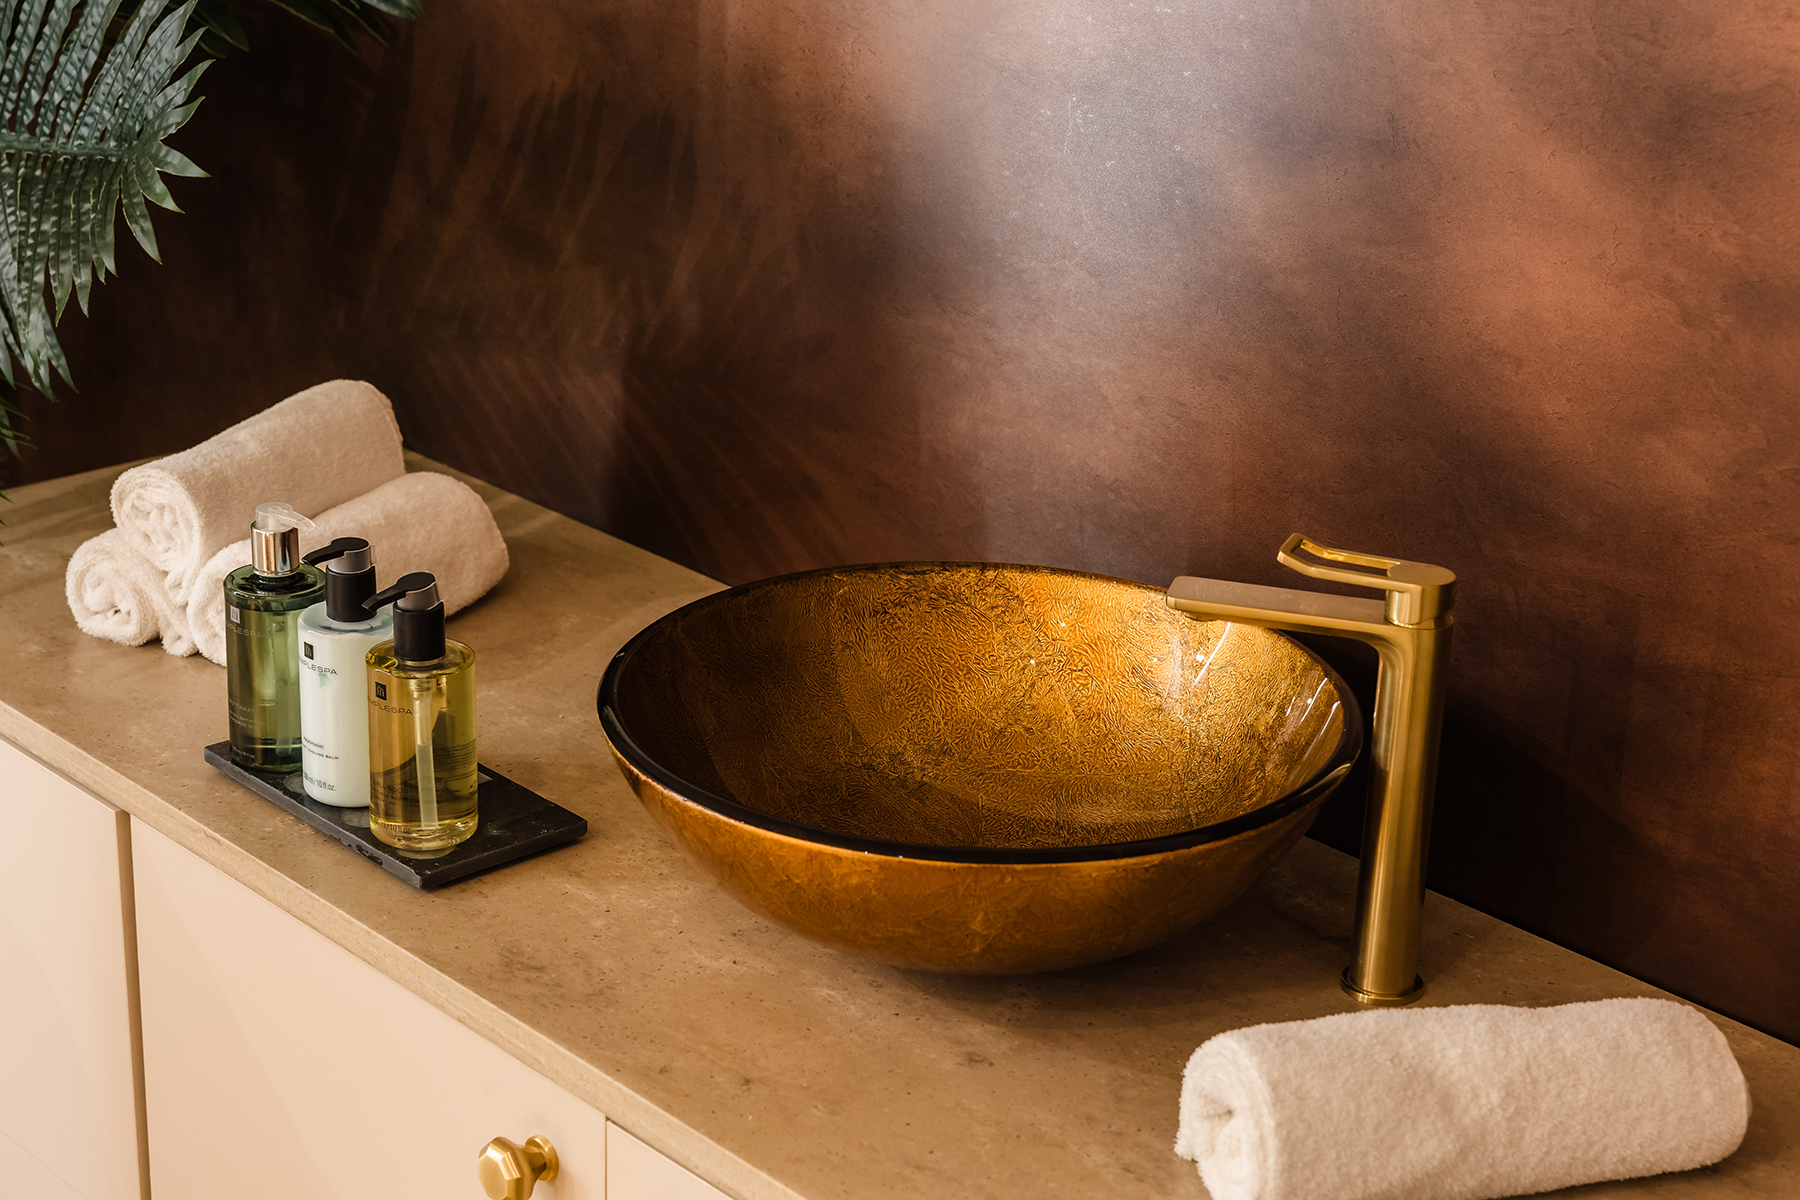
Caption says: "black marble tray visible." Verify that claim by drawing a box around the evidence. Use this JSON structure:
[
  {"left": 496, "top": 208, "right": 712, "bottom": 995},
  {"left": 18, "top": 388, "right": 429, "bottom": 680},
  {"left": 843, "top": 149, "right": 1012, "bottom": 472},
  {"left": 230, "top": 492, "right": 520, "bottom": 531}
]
[{"left": 203, "top": 742, "right": 587, "bottom": 889}]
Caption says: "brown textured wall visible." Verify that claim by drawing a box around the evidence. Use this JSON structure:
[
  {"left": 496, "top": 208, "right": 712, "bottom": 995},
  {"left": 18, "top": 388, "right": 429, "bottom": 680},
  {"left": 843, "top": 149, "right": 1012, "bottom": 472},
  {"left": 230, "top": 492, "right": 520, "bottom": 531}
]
[{"left": 9, "top": 2, "right": 1800, "bottom": 1040}]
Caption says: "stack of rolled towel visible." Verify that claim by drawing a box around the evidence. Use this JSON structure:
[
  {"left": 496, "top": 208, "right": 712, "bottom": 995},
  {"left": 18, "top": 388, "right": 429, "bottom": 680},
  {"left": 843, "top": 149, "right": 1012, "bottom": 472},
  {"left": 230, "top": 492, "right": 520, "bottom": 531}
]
[
  {"left": 1174, "top": 997, "right": 1750, "bottom": 1200},
  {"left": 67, "top": 380, "right": 510, "bottom": 663}
]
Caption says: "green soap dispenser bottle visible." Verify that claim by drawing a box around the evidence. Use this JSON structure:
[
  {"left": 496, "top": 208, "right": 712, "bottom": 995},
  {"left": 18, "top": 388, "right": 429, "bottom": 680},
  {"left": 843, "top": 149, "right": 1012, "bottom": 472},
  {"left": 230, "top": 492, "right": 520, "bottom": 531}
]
[
  {"left": 225, "top": 503, "right": 326, "bottom": 772},
  {"left": 364, "top": 572, "right": 477, "bottom": 856}
]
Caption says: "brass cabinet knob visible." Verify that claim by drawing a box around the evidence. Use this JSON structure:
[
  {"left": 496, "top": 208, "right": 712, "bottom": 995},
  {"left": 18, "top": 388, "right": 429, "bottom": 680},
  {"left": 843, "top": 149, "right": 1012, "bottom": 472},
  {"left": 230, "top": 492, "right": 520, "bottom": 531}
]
[{"left": 477, "top": 1134, "right": 560, "bottom": 1200}]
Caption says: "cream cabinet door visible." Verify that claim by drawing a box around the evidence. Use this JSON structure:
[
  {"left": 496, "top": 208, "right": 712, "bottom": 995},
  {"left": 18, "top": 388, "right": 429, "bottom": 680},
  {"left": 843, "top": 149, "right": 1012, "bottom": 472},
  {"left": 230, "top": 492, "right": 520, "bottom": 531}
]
[
  {"left": 607, "top": 1124, "right": 731, "bottom": 1200},
  {"left": 130, "top": 818, "right": 607, "bottom": 1200},
  {"left": 0, "top": 737, "right": 147, "bottom": 1200}
]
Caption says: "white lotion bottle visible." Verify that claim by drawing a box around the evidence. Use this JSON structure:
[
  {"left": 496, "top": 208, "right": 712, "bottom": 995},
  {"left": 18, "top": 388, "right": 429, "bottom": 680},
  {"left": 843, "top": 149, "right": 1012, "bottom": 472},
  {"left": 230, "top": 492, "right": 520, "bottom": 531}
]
[{"left": 297, "top": 537, "right": 393, "bottom": 806}]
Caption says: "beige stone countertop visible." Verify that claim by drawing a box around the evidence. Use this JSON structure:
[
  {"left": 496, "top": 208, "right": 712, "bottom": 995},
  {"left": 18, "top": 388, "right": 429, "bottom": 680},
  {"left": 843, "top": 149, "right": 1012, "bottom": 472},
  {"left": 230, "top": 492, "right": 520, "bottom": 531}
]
[{"left": 3, "top": 457, "right": 1796, "bottom": 1200}]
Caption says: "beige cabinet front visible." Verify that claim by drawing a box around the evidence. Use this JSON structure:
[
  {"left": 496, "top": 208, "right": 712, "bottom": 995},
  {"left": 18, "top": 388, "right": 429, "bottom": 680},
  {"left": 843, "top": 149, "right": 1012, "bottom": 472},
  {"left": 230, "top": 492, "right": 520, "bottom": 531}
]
[
  {"left": 608, "top": 1124, "right": 731, "bottom": 1200},
  {"left": 130, "top": 818, "right": 608, "bottom": 1199},
  {"left": 0, "top": 738, "right": 147, "bottom": 1200}
]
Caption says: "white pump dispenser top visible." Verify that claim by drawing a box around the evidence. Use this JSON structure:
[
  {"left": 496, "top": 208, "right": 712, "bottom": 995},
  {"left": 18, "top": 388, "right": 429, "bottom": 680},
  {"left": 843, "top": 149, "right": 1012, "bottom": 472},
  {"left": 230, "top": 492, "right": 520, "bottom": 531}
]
[
  {"left": 249, "top": 502, "right": 317, "bottom": 575},
  {"left": 254, "top": 502, "right": 312, "bottom": 532}
]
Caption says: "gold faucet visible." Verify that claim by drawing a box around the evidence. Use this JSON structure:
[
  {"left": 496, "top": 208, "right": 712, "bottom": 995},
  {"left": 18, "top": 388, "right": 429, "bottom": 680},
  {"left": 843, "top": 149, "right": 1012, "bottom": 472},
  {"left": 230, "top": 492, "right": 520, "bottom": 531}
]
[{"left": 1166, "top": 534, "right": 1456, "bottom": 1006}]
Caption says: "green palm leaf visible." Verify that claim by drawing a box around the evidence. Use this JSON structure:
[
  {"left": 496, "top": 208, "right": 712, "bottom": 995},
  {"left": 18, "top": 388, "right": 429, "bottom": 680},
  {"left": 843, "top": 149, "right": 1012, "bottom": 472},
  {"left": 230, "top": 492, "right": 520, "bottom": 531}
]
[
  {"left": 0, "top": 0, "right": 205, "bottom": 453},
  {"left": 0, "top": 0, "right": 420, "bottom": 474}
]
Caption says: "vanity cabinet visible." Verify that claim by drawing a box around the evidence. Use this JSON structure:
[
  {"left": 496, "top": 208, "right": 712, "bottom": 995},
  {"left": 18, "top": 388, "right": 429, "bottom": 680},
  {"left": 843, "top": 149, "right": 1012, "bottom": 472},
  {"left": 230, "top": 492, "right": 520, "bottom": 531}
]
[
  {"left": 131, "top": 817, "right": 611, "bottom": 1198},
  {"left": 0, "top": 729, "right": 733, "bottom": 1200},
  {"left": 129, "top": 818, "right": 731, "bottom": 1200},
  {"left": 0, "top": 738, "right": 146, "bottom": 1200}
]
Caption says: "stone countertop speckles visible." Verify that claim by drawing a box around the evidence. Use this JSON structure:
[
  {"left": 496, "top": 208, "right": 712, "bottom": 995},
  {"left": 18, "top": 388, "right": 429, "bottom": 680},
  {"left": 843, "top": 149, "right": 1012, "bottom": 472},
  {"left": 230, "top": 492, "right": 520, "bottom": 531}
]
[{"left": 2, "top": 456, "right": 1795, "bottom": 1200}]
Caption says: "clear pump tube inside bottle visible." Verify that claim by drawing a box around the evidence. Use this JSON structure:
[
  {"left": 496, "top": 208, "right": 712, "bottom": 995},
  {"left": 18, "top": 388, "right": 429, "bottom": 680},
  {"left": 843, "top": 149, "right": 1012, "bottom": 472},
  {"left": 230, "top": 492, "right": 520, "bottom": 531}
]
[{"left": 411, "top": 678, "right": 440, "bottom": 830}]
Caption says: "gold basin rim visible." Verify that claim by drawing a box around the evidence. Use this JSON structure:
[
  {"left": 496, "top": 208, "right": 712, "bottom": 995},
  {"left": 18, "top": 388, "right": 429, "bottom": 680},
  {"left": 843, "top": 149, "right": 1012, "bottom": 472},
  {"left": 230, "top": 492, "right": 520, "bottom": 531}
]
[{"left": 597, "top": 561, "right": 1365, "bottom": 866}]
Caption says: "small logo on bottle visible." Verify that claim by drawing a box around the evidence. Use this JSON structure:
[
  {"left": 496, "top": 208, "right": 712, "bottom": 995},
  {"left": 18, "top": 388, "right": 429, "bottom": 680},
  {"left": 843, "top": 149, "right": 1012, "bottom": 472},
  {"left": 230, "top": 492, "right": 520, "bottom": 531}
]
[
  {"left": 303, "top": 641, "right": 315, "bottom": 660},
  {"left": 375, "top": 682, "right": 388, "bottom": 700}
]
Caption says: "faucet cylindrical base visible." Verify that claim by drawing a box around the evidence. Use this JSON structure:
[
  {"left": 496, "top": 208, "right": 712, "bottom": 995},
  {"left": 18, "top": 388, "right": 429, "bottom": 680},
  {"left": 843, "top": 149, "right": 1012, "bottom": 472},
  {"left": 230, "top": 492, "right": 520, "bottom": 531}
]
[{"left": 1341, "top": 967, "right": 1425, "bottom": 1007}]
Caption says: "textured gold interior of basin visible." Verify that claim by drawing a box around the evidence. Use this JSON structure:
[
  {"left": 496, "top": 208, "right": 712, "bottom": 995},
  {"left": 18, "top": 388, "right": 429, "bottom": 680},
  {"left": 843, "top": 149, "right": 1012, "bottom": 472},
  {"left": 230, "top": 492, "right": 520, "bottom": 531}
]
[{"left": 612, "top": 564, "right": 1348, "bottom": 851}]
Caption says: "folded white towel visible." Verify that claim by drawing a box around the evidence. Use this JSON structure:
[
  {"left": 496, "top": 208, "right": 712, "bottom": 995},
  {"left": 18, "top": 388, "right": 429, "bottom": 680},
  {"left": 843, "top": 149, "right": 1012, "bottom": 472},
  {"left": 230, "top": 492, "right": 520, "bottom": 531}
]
[
  {"left": 65, "top": 527, "right": 195, "bottom": 654},
  {"left": 184, "top": 471, "right": 510, "bottom": 665},
  {"left": 1175, "top": 997, "right": 1748, "bottom": 1200},
  {"left": 110, "top": 380, "right": 405, "bottom": 606}
]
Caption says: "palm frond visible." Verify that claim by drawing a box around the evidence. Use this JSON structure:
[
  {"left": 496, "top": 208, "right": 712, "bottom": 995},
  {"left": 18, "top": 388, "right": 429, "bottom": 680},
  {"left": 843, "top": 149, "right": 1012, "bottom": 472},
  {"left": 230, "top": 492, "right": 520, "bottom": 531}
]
[
  {"left": 328, "top": 0, "right": 388, "bottom": 46},
  {"left": 0, "top": 0, "right": 205, "bottom": 453},
  {"left": 258, "top": 0, "right": 352, "bottom": 50},
  {"left": 353, "top": 0, "right": 416, "bottom": 21},
  {"left": 0, "top": 0, "right": 422, "bottom": 468},
  {"left": 185, "top": 0, "right": 420, "bottom": 57},
  {"left": 191, "top": 0, "right": 246, "bottom": 52}
]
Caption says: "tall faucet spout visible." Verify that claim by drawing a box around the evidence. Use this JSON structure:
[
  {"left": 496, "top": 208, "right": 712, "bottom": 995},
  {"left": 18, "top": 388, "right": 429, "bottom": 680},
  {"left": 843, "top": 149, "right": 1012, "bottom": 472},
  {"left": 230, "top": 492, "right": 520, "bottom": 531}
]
[
  {"left": 1167, "top": 535, "right": 1455, "bottom": 1006},
  {"left": 1164, "top": 576, "right": 1390, "bottom": 643}
]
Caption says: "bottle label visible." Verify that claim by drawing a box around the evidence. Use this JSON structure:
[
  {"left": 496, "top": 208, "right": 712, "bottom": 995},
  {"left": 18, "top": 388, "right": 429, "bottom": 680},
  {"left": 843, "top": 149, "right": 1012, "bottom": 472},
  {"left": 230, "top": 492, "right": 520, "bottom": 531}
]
[{"left": 225, "top": 616, "right": 256, "bottom": 729}]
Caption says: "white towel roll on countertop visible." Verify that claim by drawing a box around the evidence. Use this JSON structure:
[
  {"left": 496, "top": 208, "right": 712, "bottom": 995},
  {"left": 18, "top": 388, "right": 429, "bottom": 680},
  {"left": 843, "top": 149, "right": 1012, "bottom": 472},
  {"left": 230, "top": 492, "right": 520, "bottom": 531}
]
[
  {"left": 185, "top": 471, "right": 509, "bottom": 665},
  {"left": 1175, "top": 997, "right": 1748, "bottom": 1200},
  {"left": 110, "top": 379, "right": 405, "bottom": 605},
  {"left": 65, "top": 527, "right": 195, "bottom": 655}
]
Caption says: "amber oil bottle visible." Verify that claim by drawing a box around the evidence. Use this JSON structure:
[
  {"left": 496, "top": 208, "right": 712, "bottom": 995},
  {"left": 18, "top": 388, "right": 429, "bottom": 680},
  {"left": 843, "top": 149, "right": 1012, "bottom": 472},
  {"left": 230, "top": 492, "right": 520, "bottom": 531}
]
[{"left": 364, "top": 572, "right": 477, "bottom": 855}]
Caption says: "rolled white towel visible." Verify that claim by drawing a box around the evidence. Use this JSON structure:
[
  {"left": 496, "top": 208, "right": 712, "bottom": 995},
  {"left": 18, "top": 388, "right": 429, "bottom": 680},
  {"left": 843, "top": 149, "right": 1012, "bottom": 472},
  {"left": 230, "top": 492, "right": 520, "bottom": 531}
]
[
  {"left": 65, "top": 527, "right": 196, "bottom": 654},
  {"left": 110, "top": 379, "right": 405, "bottom": 606},
  {"left": 184, "top": 472, "right": 510, "bottom": 665},
  {"left": 1175, "top": 997, "right": 1748, "bottom": 1200}
]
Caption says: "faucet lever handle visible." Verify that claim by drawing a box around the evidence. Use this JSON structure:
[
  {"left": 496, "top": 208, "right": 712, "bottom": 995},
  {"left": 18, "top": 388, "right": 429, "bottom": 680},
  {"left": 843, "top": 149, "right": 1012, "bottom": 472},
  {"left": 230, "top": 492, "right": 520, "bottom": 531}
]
[{"left": 1277, "top": 534, "right": 1456, "bottom": 627}]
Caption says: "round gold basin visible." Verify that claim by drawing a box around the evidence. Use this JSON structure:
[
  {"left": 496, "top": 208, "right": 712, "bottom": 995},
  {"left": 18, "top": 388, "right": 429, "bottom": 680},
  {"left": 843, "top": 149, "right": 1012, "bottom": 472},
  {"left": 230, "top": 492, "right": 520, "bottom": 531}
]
[{"left": 598, "top": 563, "right": 1361, "bottom": 973}]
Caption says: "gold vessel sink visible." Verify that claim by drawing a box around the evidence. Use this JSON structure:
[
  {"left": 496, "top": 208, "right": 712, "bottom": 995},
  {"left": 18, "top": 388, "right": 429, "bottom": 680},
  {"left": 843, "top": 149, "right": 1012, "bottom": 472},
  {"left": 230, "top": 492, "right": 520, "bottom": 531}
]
[{"left": 598, "top": 563, "right": 1361, "bottom": 974}]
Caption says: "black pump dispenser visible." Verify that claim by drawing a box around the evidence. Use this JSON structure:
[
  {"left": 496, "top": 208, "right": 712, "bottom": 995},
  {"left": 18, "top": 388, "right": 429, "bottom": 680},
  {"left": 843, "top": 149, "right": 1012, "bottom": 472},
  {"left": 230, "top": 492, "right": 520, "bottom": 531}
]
[
  {"left": 302, "top": 537, "right": 378, "bottom": 622},
  {"left": 364, "top": 571, "right": 445, "bottom": 663}
]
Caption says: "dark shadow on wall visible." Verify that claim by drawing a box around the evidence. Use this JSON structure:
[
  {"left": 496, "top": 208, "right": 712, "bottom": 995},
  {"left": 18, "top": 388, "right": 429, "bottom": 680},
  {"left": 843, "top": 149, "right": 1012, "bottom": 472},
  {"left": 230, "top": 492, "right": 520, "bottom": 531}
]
[
  {"left": 15, "top": 5, "right": 971, "bottom": 585},
  {"left": 604, "top": 138, "right": 853, "bottom": 581},
  {"left": 330, "top": 41, "right": 940, "bottom": 583}
]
